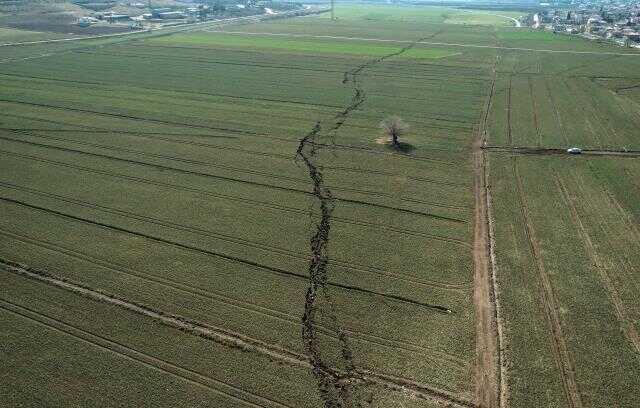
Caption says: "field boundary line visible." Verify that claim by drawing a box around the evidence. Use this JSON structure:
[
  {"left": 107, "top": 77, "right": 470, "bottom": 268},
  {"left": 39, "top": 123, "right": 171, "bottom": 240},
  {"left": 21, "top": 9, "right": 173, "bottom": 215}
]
[
  {"left": 554, "top": 173, "right": 640, "bottom": 353},
  {"left": 0, "top": 297, "right": 289, "bottom": 408},
  {"left": 512, "top": 158, "right": 583, "bottom": 408},
  {"left": 0, "top": 260, "right": 475, "bottom": 408}
]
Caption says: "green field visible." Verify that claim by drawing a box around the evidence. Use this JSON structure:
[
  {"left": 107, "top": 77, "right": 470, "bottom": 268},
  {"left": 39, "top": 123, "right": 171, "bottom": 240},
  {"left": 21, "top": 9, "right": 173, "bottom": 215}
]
[{"left": 0, "top": 4, "right": 639, "bottom": 408}]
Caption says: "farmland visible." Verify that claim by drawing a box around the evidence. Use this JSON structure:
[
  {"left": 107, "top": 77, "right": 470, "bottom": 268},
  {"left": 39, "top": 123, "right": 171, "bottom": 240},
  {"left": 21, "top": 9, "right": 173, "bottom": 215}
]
[{"left": 0, "top": 4, "right": 639, "bottom": 408}]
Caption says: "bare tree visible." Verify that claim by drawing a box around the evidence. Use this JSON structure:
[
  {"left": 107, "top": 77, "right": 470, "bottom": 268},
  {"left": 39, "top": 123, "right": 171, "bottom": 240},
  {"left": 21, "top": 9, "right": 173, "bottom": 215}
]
[{"left": 379, "top": 115, "right": 408, "bottom": 147}]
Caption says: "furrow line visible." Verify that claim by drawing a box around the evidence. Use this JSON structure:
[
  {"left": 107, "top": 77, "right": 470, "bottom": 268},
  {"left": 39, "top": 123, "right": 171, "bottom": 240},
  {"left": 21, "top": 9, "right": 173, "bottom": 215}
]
[
  {"left": 0, "top": 180, "right": 469, "bottom": 289},
  {"left": 0, "top": 228, "right": 466, "bottom": 369},
  {"left": 0, "top": 137, "right": 465, "bottom": 223},
  {"left": 0, "top": 195, "right": 453, "bottom": 310},
  {"left": 0, "top": 298, "right": 287, "bottom": 408},
  {"left": 554, "top": 173, "right": 640, "bottom": 353},
  {"left": 0, "top": 266, "right": 473, "bottom": 408},
  {"left": 0, "top": 148, "right": 471, "bottom": 248}
]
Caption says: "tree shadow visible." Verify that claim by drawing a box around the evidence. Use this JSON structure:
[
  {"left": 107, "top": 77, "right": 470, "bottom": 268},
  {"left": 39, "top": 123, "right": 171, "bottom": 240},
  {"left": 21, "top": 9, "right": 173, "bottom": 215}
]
[{"left": 381, "top": 141, "right": 416, "bottom": 153}]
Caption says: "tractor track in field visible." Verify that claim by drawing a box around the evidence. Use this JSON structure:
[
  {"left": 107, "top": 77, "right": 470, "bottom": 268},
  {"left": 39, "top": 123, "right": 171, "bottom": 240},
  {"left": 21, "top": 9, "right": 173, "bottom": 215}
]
[
  {"left": 0, "top": 180, "right": 469, "bottom": 290},
  {"left": 0, "top": 194, "right": 456, "bottom": 311},
  {"left": 0, "top": 228, "right": 468, "bottom": 369},
  {"left": 0, "top": 149, "right": 471, "bottom": 250},
  {"left": 528, "top": 77, "right": 542, "bottom": 148},
  {"left": 565, "top": 80, "right": 607, "bottom": 148},
  {"left": 601, "top": 175, "right": 640, "bottom": 246},
  {"left": 473, "top": 59, "right": 504, "bottom": 408},
  {"left": 294, "top": 35, "right": 440, "bottom": 408},
  {"left": 512, "top": 158, "right": 583, "bottom": 408},
  {"left": 543, "top": 79, "right": 567, "bottom": 146},
  {"left": 0, "top": 260, "right": 475, "bottom": 408},
  {"left": 0, "top": 298, "right": 292, "bottom": 408},
  {"left": 554, "top": 174, "right": 640, "bottom": 354},
  {"left": 506, "top": 76, "right": 513, "bottom": 147},
  {"left": 0, "top": 137, "right": 467, "bottom": 223}
]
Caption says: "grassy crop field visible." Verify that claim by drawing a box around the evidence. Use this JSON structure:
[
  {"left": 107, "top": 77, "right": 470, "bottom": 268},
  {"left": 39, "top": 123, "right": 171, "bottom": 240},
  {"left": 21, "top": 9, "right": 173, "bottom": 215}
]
[{"left": 0, "top": 4, "right": 638, "bottom": 408}]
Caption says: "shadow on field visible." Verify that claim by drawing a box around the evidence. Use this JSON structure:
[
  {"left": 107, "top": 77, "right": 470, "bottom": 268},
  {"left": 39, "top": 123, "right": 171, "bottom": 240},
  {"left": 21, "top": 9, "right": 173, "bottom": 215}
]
[{"left": 377, "top": 138, "right": 417, "bottom": 153}]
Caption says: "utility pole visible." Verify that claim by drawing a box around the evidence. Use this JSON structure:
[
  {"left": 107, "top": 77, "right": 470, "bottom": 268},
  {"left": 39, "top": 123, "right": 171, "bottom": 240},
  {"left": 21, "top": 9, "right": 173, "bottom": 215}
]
[{"left": 331, "top": 0, "right": 335, "bottom": 20}]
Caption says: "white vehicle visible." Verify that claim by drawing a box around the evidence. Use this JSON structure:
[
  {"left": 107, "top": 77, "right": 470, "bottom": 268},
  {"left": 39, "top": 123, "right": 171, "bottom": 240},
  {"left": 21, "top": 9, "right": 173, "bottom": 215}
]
[{"left": 567, "top": 147, "right": 582, "bottom": 154}]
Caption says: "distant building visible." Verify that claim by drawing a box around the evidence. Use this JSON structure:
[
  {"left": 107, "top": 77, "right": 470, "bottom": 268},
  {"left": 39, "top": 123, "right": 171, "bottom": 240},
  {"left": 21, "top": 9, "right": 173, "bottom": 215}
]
[
  {"left": 157, "top": 11, "right": 186, "bottom": 19},
  {"left": 151, "top": 8, "right": 172, "bottom": 18},
  {"left": 106, "top": 15, "right": 131, "bottom": 23}
]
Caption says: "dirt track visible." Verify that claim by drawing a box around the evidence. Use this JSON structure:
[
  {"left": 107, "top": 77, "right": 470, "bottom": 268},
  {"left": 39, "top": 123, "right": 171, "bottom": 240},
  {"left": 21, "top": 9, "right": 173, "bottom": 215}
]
[{"left": 472, "top": 64, "right": 502, "bottom": 408}]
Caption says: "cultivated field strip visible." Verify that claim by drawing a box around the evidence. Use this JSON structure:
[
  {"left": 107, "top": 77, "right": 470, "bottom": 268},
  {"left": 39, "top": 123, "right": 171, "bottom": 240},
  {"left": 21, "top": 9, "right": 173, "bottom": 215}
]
[
  {"left": 2, "top": 136, "right": 465, "bottom": 223},
  {"left": 0, "top": 154, "right": 469, "bottom": 289},
  {"left": 512, "top": 158, "right": 583, "bottom": 408},
  {"left": 0, "top": 81, "right": 476, "bottom": 153},
  {"left": 8, "top": 130, "right": 470, "bottom": 211},
  {"left": 0, "top": 133, "right": 467, "bottom": 221},
  {"left": 554, "top": 173, "right": 640, "bottom": 353},
  {"left": 4, "top": 67, "right": 471, "bottom": 137},
  {"left": 0, "top": 8, "right": 505, "bottom": 406},
  {"left": 0, "top": 143, "right": 469, "bottom": 244},
  {"left": 0, "top": 227, "right": 471, "bottom": 383},
  {"left": 21, "top": 128, "right": 469, "bottom": 209},
  {"left": 0, "top": 134, "right": 466, "bottom": 239},
  {"left": 1, "top": 260, "right": 475, "bottom": 408},
  {"left": 0, "top": 181, "right": 470, "bottom": 300},
  {"left": 0, "top": 193, "right": 458, "bottom": 311},
  {"left": 0, "top": 299, "right": 294, "bottom": 408},
  {"left": 0, "top": 204, "right": 472, "bottom": 370}
]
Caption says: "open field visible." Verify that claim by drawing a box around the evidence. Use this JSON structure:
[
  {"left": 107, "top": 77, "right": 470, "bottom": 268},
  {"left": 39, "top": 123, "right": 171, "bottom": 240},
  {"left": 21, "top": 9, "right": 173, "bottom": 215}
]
[
  {"left": 0, "top": 4, "right": 639, "bottom": 408},
  {"left": 485, "top": 24, "right": 640, "bottom": 408}
]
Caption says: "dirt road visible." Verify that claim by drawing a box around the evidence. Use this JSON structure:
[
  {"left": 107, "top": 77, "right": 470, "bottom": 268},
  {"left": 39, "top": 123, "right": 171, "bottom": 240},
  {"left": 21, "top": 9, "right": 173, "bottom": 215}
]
[{"left": 472, "top": 68, "right": 503, "bottom": 408}]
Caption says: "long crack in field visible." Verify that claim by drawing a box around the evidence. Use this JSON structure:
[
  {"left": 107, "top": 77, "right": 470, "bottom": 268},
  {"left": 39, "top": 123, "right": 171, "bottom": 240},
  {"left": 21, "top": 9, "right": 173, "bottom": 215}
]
[{"left": 296, "top": 37, "right": 432, "bottom": 408}]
